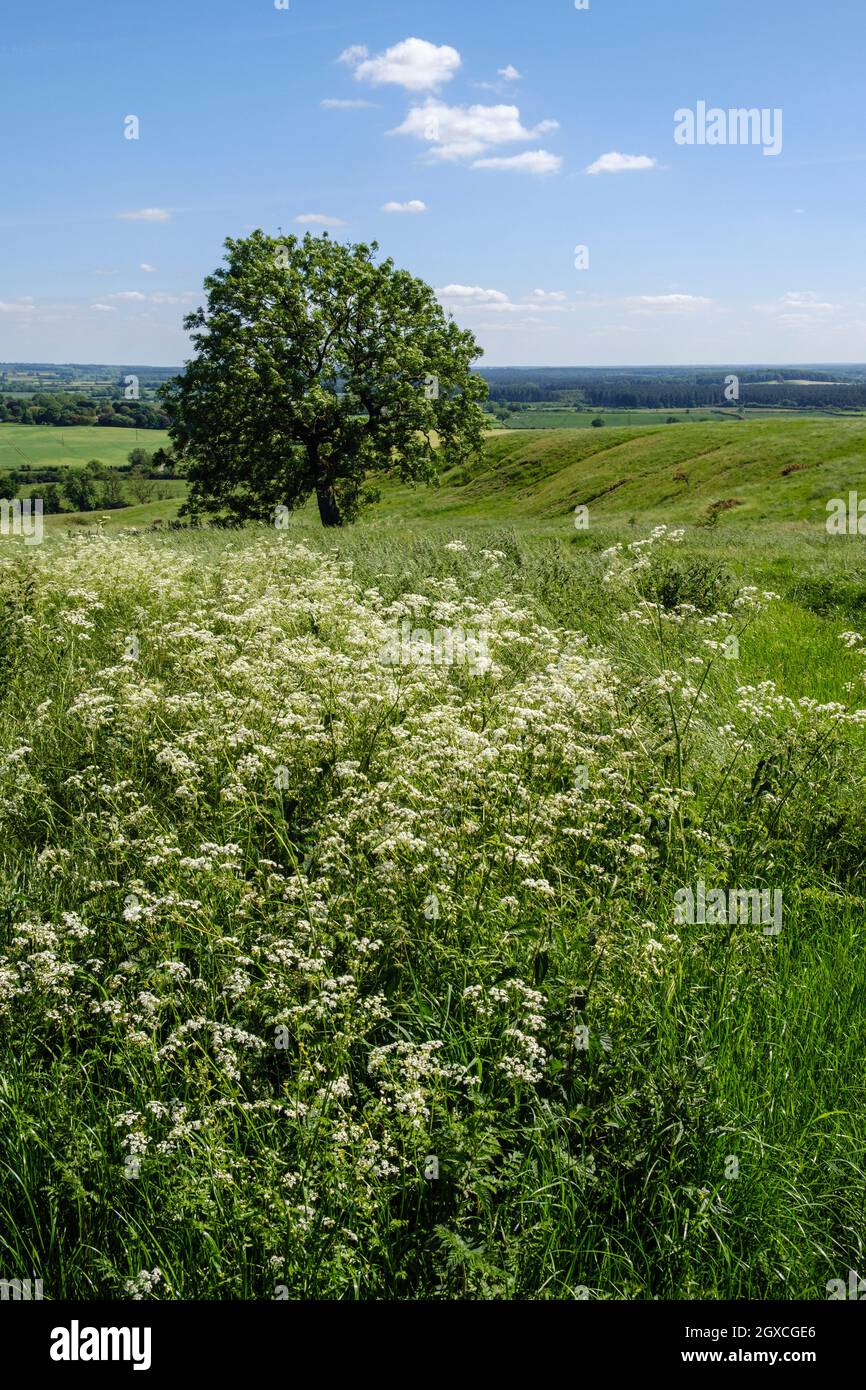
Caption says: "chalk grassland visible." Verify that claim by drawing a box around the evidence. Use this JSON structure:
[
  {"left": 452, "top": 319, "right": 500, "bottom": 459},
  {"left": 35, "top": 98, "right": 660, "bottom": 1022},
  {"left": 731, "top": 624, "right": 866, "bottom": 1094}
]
[
  {"left": 384, "top": 419, "right": 866, "bottom": 527},
  {"left": 0, "top": 417, "right": 864, "bottom": 1299}
]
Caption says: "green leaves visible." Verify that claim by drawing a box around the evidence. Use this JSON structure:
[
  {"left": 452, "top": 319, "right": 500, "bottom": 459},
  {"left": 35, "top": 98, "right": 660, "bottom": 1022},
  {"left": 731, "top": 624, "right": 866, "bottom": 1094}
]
[{"left": 162, "top": 232, "right": 488, "bottom": 526}]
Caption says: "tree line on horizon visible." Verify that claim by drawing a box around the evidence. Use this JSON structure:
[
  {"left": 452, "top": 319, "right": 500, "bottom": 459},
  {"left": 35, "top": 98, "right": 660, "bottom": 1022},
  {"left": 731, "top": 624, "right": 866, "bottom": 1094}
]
[{"left": 0, "top": 392, "right": 169, "bottom": 429}]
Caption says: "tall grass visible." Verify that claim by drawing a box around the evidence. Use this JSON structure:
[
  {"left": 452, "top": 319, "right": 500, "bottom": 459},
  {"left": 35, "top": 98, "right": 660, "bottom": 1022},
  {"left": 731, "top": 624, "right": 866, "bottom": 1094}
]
[{"left": 0, "top": 520, "right": 863, "bottom": 1299}]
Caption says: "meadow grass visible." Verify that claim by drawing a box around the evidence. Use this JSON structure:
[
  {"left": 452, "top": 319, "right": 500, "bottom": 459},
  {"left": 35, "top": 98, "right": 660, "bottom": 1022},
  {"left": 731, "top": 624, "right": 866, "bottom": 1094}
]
[{"left": 0, "top": 485, "right": 864, "bottom": 1300}]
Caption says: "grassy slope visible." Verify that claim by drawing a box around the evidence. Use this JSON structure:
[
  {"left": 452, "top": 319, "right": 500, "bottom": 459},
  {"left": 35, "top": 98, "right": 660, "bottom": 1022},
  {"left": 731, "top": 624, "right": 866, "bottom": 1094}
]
[{"left": 377, "top": 418, "right": 866, "bottom": 527}]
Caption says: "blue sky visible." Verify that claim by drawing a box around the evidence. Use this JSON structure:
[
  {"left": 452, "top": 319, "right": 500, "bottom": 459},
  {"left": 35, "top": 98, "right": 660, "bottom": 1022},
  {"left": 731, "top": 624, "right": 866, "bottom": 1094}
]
[{"left": 1, "top": 0, "right": 863, "bottom": 367}]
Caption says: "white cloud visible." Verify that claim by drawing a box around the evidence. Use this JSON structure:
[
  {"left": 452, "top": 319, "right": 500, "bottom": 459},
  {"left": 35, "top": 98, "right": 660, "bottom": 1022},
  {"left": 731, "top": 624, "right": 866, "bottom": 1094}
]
[
  {"left": 436, "top": 284, "right": 579, "bottom": 316},
  {"left": 585, "top": 151, "right": 657, "bottom": 175},
  {"left": 294, "top": 213, "right": 347, "bottom": 227},
  {"left": 382, "top": 199, "right": 427, "bottom": 214},
  {"left": 780, "top": 290, "right": 834, "bottom": 311},
  {"left": 139, "top": 263, "right": 157, "bottom": 273},
  {"left": 94, "top": 268, "right": 117, "bottom": 276},
  {"left": 340, "top": 37, "right": 460, "bottom": 92},
  {"left": 149, "top": 292, "right": 180, "bottom": 304},
  {"left": 754, "top": 290, "right": 837, "bottom": 322},
  {"left": 0, "top": 299, "right": 36, "bottom": 314},
  {"left": 321, "top": 98, "right": 378, "bottom": 110},
  {"left": 438, "top": 284, "right": 508, "bottom": 304},
  {"left": 91, "top": 303, "right": 117, "bottom": 312},
  {"left": 476, "top": 64, "right": 523, "bottom": 94},
  {"left": 338, "top": 45, "right": 369, "bottom": 67},
  {"left": 107, "top": 291, "right": 147, "bottom": 301},
  {"left": 626, "top": 293, "right": 713, "bottom": 314},
  {"left": 472, "top": 149, "right": 562, "bottom": 175},
  {"left": 117, "top": 207, "right": 171, "bottom": 221},
  {"left": 437, "top": 284, "right": 511, "bottom": 307},
  {"left": 392, "top": 99, "right": 559, "bottom": 163}
]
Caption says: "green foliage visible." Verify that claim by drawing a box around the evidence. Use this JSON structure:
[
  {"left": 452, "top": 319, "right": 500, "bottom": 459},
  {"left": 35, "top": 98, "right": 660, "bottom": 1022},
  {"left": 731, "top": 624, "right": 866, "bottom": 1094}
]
[
  {"left": 39, "top": 483, "right": 64, "bottom": 514},
  {"left": 0, "top": 391, "right": 168, "bottom": 429},
  {"left": 127, "top": 447, "right": 154, "bottom": 471},
  {"left": 127, "top": 462, "right": 155, "bottom": 504},
  {"left": 639, "top": 555, "right": 739, "bottom": 612},
  {"left": 61, "top": 469, "right": 101, "bottom": 512},
  {"left": 700, "top": 498, "right": 744, "bottom": 528},
  {"left": 99, "top": 472, "right": 126, "bottom": 509},
  {"left": 480, "top": 364, "right": 866, "bottom": 411},
  {"left": 162, "top": 231, "right": 488, "bottom": 527}
]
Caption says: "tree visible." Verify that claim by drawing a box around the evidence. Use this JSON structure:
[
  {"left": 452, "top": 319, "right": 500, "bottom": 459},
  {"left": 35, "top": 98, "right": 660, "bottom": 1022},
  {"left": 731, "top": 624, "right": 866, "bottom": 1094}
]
[
  {"left": 40, "top": 483, "right": 64, "bottom": 515},
  {"left": 151, "top": 447, "right": 177, "bottom": 475},
  {"left": 128, "top": 465, "right": 154, "bottom": 503},
  {"left": 127, "top": 447, "right": 153, "bottom": 471},
  {"left": 99, "top": 473, "right": 126, "bottom": 509},
  {"left": 62, "top": 470, "right": 101, "bottom": 513},
  {"left": 591, "top": 417, "right": 604, "bottom": 428},
  {"left": 161, "top": 231, "right": 488, "bottom": 527}
]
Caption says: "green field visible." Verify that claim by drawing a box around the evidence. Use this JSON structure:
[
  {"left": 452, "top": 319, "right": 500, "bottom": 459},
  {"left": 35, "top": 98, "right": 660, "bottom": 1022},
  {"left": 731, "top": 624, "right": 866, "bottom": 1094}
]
[
  {"left": 0, "top": 423, "right": 170, "bottom": 472},
  {"left": 1, "top": 415, "right": 865, "bottom": 1301},
  {"left": 487, "top": 404, "right": 866, "bottom": 430},
  {"left": 489, "top": 406, "right": 741, "bottom": 429}
]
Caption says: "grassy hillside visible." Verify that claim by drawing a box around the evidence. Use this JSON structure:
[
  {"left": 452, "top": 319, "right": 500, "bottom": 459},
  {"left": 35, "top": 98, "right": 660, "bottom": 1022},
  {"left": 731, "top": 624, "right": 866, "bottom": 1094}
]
[
  {"left": 7, "top": 417, "right": 865, "bottom": 538},
  {"left": 378, "top": 418, "right": 866, "bottom": 528}
]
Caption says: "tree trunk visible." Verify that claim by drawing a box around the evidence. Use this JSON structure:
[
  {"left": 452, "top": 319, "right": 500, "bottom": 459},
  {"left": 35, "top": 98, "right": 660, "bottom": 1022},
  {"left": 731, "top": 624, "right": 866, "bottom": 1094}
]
[{"left": 315, "top": 481, "right": 342, "bottom": 527}]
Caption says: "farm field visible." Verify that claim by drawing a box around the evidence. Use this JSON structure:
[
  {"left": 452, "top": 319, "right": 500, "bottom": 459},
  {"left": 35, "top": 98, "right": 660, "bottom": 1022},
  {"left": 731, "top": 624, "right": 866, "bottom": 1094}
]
[
  {"left": 487, "top": 405, "right": 866, "bottom": 430},
  {"left": 0, "top": 423, "right": 170, "bottom": 473},
  {"left": 0, "top": 415, "right": 865, "bottom": 1300},
  {"left": 491, "top": 406, "right": 740, "bottom": 428},
  {"left": 0, "top": 364, "right": 175, "bottom": 400}
]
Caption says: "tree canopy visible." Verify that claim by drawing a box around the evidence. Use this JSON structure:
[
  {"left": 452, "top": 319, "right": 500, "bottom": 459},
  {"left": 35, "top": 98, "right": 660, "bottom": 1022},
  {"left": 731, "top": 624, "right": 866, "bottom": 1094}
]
[{"left": 161, "top": 231, "right": 488, "bottom": 526}]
